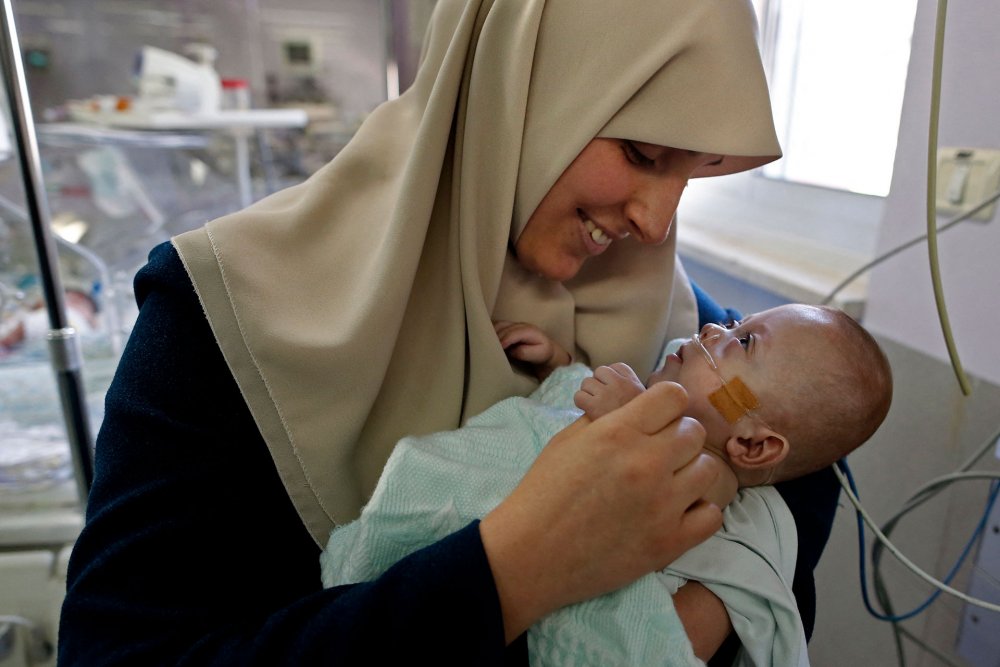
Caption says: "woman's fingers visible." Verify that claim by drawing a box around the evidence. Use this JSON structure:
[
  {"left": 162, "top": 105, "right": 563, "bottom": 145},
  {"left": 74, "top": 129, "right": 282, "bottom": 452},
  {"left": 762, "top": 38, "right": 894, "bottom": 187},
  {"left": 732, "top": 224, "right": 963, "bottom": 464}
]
[
  {"left": 605, "top": 379, "right": 690, "bottom": 439},
  {"left": 672, "top": 453, "right": 725, "bottom": 539},
  {"left": 680, "top": 496, "right": 725, "bottom": 546},
  {"left": 483, "top": 378, "right": 722, "bottom": 641}
]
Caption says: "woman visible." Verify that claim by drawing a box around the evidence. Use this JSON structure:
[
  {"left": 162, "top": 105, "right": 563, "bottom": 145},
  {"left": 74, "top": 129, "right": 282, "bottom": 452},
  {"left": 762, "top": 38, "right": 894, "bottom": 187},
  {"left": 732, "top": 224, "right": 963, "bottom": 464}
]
[{"left": 60, "top": 0, "right": 835, "bottom": 663}]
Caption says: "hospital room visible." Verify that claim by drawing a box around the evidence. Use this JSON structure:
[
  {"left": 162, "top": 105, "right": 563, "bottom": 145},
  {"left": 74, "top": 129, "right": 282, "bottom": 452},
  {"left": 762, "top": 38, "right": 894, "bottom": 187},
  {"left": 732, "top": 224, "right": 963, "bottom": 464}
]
[{"left": 0, "top": 0, "right": 997, "bottom": 665}]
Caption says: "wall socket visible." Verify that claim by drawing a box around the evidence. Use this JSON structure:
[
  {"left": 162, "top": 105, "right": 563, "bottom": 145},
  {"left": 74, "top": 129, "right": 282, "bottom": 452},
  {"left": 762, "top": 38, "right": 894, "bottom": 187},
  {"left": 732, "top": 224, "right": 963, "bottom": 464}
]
[{"left": 936, "top": 147, "right": 1000, "bottom": 222}]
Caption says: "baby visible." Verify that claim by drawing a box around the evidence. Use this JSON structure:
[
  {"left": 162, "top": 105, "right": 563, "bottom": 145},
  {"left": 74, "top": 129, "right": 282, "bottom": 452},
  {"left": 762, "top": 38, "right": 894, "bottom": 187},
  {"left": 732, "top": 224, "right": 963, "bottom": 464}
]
[
  {"left": 496, "top": 303, "right": 893, "bottom": 511},
  {"left": 323, "top": 304, "right": 892, "bottom": 667}
]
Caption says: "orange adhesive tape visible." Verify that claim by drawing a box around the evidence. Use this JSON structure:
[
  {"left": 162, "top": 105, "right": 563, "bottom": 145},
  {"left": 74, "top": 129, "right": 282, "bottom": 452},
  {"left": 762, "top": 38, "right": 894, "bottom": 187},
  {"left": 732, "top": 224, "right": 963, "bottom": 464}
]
[{"left": 707, "top": 376, "right": 760, "bottom": 424}]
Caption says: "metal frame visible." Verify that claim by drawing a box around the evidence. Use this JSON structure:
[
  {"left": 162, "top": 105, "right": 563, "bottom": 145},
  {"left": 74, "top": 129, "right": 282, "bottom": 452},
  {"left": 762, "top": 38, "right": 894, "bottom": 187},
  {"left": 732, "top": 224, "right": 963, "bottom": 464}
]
[{"left": 0, "top": 0, "right": 93, "bottom": 507}]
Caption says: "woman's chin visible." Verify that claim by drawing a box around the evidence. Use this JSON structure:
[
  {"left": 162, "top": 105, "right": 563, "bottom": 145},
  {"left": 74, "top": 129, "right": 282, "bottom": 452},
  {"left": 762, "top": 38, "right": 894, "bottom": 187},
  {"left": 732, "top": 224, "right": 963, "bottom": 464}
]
[{"left": 516, "top": 250, "right": 584, "bottom": 283}]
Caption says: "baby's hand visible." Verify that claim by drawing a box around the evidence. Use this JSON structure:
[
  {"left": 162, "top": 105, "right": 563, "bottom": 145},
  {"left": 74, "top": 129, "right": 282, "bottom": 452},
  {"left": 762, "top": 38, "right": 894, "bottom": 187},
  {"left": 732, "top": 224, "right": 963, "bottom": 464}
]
[
  {"left": 494, "top": 320, "right": 572, "bottom": 380},
  {"left": 575, "top": 363, "right": 645, "bottom": 419}
]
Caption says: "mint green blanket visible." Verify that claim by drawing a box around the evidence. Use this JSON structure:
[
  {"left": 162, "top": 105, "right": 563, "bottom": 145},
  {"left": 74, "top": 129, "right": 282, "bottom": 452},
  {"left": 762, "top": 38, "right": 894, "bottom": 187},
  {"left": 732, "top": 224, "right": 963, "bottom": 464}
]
[{"left": 321, "top": 364, "right": 809, "bottom": 666}]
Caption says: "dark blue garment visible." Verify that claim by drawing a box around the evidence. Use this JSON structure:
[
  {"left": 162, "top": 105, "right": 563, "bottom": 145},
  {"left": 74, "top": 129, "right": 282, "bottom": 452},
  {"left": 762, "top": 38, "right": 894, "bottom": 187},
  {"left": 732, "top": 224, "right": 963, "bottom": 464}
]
[
  {"left": 690, "top": 279, "right": 742, "bottom": 333},
  {"left": 59, "top": 242, "right": 524, "bottom": 665}
]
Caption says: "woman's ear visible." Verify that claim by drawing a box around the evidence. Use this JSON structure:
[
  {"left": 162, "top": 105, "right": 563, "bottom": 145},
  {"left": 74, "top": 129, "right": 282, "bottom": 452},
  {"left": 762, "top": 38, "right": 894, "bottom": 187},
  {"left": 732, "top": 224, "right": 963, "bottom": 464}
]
[{"left": 724, "top": 426, "right": 789, "bottom": 471}]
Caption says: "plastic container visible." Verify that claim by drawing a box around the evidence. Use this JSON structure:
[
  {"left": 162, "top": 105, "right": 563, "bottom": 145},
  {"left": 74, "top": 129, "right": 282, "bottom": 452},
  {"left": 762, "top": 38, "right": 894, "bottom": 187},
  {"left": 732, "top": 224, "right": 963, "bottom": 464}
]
[{"left": 221, "top": 78, "right": 250, "bottom": 111}]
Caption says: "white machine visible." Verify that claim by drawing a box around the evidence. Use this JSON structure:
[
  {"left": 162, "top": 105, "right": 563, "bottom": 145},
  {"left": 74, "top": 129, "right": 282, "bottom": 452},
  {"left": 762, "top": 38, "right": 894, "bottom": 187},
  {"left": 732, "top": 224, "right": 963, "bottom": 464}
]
[{"left": 133, "top": 45, "right": 221, "bottom": 115}]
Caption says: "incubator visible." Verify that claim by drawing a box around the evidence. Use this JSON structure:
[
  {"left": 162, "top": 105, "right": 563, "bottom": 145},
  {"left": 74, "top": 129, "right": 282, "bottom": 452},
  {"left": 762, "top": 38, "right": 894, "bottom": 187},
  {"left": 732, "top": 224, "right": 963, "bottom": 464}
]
[
  {"left": 0, "top": 0, "right": 436, "bottom": 661},
  {"left": 0, "top": 118, "right": 247, "bottom": 543}
]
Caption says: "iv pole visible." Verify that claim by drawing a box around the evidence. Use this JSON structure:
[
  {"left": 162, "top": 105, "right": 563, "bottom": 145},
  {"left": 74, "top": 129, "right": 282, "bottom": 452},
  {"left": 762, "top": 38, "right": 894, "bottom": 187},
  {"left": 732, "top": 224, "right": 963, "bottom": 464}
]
[{"left": 0, "top": 0, "right": 94, "bottom": 506}]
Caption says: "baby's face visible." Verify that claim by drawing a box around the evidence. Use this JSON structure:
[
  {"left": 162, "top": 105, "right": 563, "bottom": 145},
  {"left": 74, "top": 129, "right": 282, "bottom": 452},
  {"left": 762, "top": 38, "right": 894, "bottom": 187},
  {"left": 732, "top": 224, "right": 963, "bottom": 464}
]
[{"left": 646, "top": 304, "right": 836, "bottom": 444}]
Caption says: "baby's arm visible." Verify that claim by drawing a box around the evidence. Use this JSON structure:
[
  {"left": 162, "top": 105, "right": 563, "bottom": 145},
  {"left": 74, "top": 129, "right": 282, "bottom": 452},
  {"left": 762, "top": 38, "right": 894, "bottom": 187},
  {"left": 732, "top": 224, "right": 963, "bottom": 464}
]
[
  {"left": 574, "top": 362, "right": 646, "bottom": 419},
  {"left": 673, "top": 582, "right": 734, "bottom": 662},
  {"left": 494, "top": 320, "right": 572, "bottom": 381}
]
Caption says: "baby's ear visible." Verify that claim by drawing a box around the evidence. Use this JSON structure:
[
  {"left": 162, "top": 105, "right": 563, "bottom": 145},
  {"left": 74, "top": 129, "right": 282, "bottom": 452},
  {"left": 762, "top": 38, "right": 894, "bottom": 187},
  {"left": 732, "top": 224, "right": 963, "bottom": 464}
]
[{"left": 725, "top": 426, "right": 789, "bottom": 471}]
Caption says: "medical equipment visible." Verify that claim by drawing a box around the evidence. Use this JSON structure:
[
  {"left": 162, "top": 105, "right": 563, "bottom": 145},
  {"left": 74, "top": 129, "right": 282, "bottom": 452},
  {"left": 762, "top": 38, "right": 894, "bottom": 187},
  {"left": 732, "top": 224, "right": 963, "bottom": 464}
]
[
  {"left": 68, "top": 45, "right": 225, "bottom": 122},
  {"left": 691, "top": 330, "right": 766, "bottom": 426},
  {"left": 821, "top": 188, "right": 1000, "bottom": 309},
  {"left": 821, "top": 192, "right": 1000, "bottom": 666},
  {"left": 0, "top": 0, "right": 93, "bottom": 504},
  {"left": 708, "top": 376, "right": 759, "bottom": 425},
  {"left": 825, "top": 196, "right": 1000, "bottom": 663},
  {"left": 134, "top": 45, "right": 222, "bottom": 115},
  {"left": 923, "top": 0, "right": 970, "bottom": 396}
]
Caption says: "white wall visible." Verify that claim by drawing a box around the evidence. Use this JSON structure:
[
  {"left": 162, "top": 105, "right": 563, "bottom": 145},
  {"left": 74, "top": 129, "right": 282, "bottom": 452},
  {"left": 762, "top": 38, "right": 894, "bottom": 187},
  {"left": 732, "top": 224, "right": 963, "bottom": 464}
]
[
  {"left": 864, "top": 0, "right": 1000, "bottom": 386},
  {"left": 684, "top": 3, "right": 1000, "bottom": 664},
  {"left": 807, "top": 3, "right": 1000, "bottom": 664}
]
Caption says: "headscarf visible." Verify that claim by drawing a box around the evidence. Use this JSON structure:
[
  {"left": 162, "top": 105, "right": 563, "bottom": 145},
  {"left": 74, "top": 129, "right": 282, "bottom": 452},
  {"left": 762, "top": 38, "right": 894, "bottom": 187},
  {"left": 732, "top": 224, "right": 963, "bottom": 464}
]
[{"left": 173, "top": 0, "right": 780, "bottom": 544}]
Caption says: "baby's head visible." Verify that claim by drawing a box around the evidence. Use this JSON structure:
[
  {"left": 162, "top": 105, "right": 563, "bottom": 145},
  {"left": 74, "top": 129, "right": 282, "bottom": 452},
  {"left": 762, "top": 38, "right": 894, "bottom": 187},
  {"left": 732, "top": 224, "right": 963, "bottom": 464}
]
[{"left": 648, "top": 304, "right": 893, "bottom": 487}]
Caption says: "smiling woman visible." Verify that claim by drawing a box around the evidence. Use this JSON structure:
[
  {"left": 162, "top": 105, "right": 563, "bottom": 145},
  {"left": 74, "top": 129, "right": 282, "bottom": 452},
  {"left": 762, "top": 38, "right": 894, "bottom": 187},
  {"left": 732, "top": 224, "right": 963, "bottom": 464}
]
[
  {"left": 514, "top": 139, "right": 724, "bottom": 281},
  {"left": 58, "top": 1, "right": 803, "bottom": 665}
]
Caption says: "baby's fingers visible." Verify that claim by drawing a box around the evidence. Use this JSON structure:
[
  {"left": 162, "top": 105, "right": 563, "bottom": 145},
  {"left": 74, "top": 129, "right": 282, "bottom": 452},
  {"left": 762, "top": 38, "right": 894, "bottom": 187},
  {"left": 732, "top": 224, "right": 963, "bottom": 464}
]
[
  {"left": 573, "top": 389, "right": 600, "bottom": 414},
  {"left": 493, "top": 320, "right": 512, "bottom": 333},
  {"left": 577, "top": 376, "right": 604, "bottom": 396},
  {"left": 495, "top": 323, "right": 535, "bottom": 349},
  {"left": 593, "top": 363, "right": 638, "bottom": 384}
]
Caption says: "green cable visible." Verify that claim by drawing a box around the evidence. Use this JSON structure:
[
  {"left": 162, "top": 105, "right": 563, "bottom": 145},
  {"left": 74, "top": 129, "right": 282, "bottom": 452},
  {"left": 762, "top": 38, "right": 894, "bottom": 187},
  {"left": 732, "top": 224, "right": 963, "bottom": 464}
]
[{"left": 927, "top": 0, "right": 971, "bottom": 395}]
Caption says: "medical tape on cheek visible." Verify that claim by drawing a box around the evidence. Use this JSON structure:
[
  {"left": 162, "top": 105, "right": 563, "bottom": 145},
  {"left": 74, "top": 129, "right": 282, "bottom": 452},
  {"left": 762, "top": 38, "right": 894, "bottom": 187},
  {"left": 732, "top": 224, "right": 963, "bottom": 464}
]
[{"left": 708, "top": 376, "right": 760, "bottom": 424}]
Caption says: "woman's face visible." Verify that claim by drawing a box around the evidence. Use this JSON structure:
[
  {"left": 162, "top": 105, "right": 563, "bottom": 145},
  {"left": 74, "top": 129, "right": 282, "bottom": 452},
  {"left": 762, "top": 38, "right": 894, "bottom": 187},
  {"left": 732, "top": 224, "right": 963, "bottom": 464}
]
[{"left": 514, "top": 138, "right": 723, "bottom": 282}]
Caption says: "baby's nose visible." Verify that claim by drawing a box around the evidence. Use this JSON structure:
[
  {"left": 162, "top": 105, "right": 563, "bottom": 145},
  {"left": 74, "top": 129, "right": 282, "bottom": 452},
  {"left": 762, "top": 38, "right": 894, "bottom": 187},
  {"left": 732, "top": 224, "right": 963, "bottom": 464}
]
[{"left": 699, "top": 322, "right": 725, "bottom": 339}]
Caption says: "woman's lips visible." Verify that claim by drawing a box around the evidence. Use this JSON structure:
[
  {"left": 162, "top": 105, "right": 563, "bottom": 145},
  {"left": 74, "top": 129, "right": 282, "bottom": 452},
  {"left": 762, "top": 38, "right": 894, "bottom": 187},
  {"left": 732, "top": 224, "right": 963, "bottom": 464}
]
[
  {"left": 578, "top": 210, "right": 613, "bottom": 256},
  {"left": 584, "top": 218, "right": 610, "bottom": 245}
]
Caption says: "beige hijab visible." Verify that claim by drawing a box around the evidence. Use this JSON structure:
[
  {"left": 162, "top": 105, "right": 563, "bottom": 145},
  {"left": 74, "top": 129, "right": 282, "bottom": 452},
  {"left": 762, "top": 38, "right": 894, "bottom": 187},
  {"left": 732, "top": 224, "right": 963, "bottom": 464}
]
[{"left": 173, "top": 0, "right": 780, "bottom": 544}]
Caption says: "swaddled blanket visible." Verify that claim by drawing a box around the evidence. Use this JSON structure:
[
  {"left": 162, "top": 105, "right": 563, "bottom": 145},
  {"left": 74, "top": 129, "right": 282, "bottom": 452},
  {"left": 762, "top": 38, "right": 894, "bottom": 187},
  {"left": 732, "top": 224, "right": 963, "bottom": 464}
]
[{"left": 321, "top": 364, "right": 809, "bottom": 666}]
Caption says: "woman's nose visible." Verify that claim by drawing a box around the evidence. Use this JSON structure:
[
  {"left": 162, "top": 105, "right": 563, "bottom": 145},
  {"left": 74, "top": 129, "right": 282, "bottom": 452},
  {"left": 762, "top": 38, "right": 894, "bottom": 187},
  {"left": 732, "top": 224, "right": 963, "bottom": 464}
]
[{"left": 624, "top": 178, "right": 686, "bottom": 244}]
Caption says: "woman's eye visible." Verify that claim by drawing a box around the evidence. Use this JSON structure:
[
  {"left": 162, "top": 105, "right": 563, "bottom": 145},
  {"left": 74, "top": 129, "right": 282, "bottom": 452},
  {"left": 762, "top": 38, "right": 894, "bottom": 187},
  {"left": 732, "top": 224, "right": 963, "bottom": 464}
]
[{"left": 623, "top": 141, "right": 655, "bottom": 167}]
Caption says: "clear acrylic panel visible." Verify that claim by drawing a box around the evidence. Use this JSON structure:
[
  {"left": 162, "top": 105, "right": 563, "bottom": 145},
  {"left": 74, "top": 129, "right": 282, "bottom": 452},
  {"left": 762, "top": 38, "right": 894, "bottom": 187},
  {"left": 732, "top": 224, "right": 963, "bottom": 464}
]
[{"left": 0, "top": 0, "right": 436, "bottom": 550}]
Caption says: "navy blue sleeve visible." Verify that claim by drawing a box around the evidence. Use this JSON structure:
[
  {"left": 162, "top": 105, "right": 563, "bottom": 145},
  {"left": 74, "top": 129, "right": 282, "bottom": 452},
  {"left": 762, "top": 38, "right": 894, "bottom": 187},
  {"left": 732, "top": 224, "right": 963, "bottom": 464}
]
[
  {"left": 690, "top": 279, "right": 741, "bottom": 332},
  {"left": 691, "top": 278, "right": 838, "bottom": 641},
  {"left": 59, "top": 242, "right": 525, "bottom": 666}
]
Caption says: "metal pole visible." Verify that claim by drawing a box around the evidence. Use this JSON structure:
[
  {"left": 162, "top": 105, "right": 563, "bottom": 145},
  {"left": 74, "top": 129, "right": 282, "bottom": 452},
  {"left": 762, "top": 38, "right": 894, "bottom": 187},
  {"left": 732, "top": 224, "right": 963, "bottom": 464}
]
[
  {"left": 382, "top": 0, "right": 400, "bottom": 100},
  {"left": 0, "top": 0, "right": 94, "bottom": 506}
]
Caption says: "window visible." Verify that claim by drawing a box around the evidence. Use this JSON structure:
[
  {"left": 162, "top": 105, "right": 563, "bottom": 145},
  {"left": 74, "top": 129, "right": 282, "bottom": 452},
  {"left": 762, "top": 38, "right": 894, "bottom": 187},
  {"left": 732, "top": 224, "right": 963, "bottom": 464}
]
[{"left": 754, "top": 0, "right": 920, "bottom": 196}]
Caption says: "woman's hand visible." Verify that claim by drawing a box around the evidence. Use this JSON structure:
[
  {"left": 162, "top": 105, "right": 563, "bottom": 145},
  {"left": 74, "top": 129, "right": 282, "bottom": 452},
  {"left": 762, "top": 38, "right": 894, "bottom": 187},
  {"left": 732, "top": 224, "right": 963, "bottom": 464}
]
[
  {"left": 575, "top": 362, "right": 646, "bottom": 419},
  {"left": 479, "top": 381, "right": 722, "bottom": 642}
]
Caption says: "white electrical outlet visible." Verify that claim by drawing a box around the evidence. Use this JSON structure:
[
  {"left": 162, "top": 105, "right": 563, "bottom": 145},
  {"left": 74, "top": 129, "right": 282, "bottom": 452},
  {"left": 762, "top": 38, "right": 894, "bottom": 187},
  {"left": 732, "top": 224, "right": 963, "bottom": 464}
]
[{"left": 936, "top": 147, "right": 1000, "bottom": 222}]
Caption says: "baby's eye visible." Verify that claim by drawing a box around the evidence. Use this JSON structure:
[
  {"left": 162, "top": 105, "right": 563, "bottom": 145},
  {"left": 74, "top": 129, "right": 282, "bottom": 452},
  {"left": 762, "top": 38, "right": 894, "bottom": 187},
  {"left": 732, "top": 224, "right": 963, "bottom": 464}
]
[
  {"left": 724, "top": 319, "right": 741, "bottom": 330},
  {"left": 623, "top": 141, "right": 655, "bottom": 167},
  {"left": 738, "top": 334, "right": 752, "bottom": 350}
]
